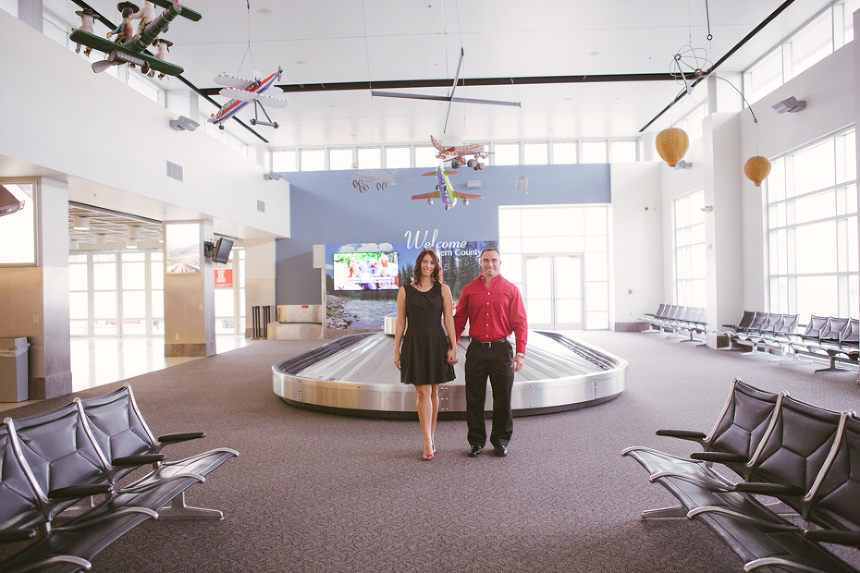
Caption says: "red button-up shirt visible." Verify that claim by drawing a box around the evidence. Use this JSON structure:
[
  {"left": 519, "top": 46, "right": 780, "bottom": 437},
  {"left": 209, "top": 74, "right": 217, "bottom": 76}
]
[{"left": 454, "top": 274, "right": 528, "bottom": 354}]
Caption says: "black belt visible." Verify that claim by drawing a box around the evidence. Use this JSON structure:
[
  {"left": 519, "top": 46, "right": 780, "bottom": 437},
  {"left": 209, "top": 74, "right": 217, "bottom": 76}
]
[{"left": 473, "top": 338, "right": 510, "bottom": 348}]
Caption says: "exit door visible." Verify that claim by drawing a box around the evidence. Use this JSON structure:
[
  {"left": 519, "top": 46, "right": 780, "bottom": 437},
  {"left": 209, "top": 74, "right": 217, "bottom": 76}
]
[{"left": 523, "top": 255, "right": 584, "bottom": 330}]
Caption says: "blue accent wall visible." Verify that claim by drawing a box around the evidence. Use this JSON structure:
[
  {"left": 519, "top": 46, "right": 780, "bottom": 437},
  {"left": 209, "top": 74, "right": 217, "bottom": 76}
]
[{"left": 276, "top": 163, "right": 611, "bottom": 304}]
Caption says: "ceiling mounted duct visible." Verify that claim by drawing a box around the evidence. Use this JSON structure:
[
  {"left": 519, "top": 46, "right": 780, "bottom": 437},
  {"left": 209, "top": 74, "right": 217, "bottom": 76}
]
[{"left": 72, "top": 216, "right": 90, "bottom": 230}]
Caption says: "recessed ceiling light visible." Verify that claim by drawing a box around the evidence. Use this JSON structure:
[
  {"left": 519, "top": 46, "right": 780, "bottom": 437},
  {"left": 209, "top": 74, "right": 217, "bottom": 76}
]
[
  {"left": 296, "top": 60, "right": 306, "bottom": 65},
  {"left": 564, "top": 97, "right": 573, "bottom": 101},
  {"left": 257, "top": 8, "right": 272, "bottom": 15},
  {"left": 329, "top": 105, "right": 337, "bottom": 108},
  {"left": 589, "top": 51, "right": 600, "bottom": 56}
]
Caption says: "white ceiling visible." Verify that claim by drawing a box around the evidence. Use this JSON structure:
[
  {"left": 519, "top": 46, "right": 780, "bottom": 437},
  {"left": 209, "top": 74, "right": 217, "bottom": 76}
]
[{"left": 43, "top": 0, "right": 834, "bottom": 148}]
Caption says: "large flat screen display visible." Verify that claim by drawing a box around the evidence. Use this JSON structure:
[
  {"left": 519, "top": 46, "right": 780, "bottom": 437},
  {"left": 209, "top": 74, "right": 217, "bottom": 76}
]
[{"left": 333, "top": 251, "right": 399, "bottom": 291}]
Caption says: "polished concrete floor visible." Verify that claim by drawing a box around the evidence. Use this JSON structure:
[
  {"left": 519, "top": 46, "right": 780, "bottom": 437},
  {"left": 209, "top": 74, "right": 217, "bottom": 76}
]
[{"left": 0, "top": 336, "right": 257, "bottom": 412}]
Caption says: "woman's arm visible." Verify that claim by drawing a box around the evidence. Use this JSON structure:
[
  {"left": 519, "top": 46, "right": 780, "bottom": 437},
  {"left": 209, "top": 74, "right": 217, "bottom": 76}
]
[
  {"left": 441, "top": 284, "right": 458, "bottom": 364},
  {"left": 393, "top": 286, "right": 407, "bottom": 369}
]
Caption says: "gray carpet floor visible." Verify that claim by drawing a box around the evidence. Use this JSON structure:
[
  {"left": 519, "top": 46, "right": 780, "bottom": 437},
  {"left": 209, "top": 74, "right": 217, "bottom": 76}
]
[{"left": 3, "top": 331, "right": 860, "bottom": 573}]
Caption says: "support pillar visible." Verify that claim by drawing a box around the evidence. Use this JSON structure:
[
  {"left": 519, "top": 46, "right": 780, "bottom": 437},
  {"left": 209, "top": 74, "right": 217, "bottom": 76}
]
[
  {"left": 163, "top": 220, "right": 216, "bottom": 357},
  {"left": 0, "top": 177, "right": 72, "bottom": 400}
]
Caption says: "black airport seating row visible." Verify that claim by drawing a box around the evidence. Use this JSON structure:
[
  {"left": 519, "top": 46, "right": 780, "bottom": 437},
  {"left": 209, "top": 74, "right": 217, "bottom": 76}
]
[
  {"left": 719, "top": 311, "right": 860, "bottom": 373},
  {"left": 638, "top": 303, "right": 707, "bottom": 343},
  {"left": 622, "top": 378, "right": 860, "bottom": 573},
  {"left": 0, "top": 384, "right": 239, "bottom": 573}
]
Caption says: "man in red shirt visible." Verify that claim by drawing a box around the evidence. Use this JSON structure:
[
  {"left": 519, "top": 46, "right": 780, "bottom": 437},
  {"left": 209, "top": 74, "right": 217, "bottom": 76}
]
[{"left": 454, "top": 247, "right": 527, "bottom": 457}]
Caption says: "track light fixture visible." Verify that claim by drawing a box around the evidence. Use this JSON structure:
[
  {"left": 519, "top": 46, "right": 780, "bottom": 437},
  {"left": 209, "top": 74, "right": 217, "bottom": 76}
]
[
  {"left": 169, "top": 115, "right": 200, "bottom": 131},
  {"left": 771, "top": 96, "right": 806, "bottom": 114}
]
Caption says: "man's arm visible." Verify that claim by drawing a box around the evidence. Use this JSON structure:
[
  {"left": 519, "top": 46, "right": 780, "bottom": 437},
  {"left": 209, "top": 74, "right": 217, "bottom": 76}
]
[{"left": 509, "top": 285, "right": 528, "bottom": 355}]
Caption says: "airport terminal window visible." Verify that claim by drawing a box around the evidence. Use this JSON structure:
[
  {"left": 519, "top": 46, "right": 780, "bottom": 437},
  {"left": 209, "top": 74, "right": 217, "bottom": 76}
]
[
  {"left": 552, "top": 142, "right": 578, "bottom": 164},
  {"left": 765, "top": 128, "right": 858, "bottom": 320},
  {"left": 385, "top": 147, "right": 411, "bottom": 168},
  {"left": 744, "top": 1, "right": 855, "bottom": 104},
  {"left": 69, "top": 254, "right": 88, "bottom": 336},
  {"left": 414, "top": 146, "right": 438, "bottom": 168},
  {"left": 493, "top": 144, "right": 519, "bottom": 165},
  {"left": 523, "top": 143, "right": 549, "bottom": 165},
  {"left": 70, "top": 250, "right": 166, "bottom": 338},
  {"left": 357, "top": 148, "right": 381, "bottom": 169},
  {"left": 300, "top": 149, "right": 326, "bottom": 171},
  {"left": 610, "top": 141, "right": 638, "bottom": 162},
  {"left": 500, "top": 204, "right": 610, "bottom": 330},
  {"left": 272, "top": 150, "right": 298, "bottom": 172},
  {"left": 580, "top": 141, "right": 608, "bottom": 164},
  {"left": 329, "top": 149, "right": 353, "bottom": 170},
  {"left": 214, "top": 248, "right": 245, "bottom": 335},
  {"left": 674, "top": 190, "right": 707, "bottom": 308},
  {"left": 790, "top": 10, "right": 833, "bottom": 78}
]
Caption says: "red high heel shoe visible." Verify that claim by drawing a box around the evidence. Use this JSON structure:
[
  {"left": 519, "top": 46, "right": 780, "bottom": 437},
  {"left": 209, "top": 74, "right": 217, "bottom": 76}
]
[{"left": 422, "top": 452, "right": 434, "bottom": 461}]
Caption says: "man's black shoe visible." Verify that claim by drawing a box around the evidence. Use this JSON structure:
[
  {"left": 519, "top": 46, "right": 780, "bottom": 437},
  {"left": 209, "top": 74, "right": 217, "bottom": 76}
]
[
  {"left": 494, "top": 445, "right": 508, "bottom": 457},
  {"left": 468, "top": 445, "right": 482, "bottom": 457}
]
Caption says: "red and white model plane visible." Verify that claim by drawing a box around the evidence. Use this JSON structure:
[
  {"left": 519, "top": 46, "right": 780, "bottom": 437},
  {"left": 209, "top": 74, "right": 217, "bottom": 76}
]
[
  {"left": 208, "top": 67, "right": 287, "bottom": 129},
  {"left": 430, "top": 135, "right": 488, "bottom": 171}
]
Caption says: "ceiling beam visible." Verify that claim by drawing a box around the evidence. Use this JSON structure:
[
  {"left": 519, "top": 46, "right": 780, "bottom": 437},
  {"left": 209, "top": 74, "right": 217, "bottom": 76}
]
[{"left": 197, "top": 72, "right": 678, "bottom": 97}]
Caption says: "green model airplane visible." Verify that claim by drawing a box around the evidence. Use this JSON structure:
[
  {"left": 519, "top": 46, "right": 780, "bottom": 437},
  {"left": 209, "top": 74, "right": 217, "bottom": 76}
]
[{"left": 69, "top": 0, "right": 201, "bottom": 77}]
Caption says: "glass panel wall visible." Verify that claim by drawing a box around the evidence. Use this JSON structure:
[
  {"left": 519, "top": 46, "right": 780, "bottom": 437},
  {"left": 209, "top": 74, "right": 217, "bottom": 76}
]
[
  {"left": 499, "top": 204, "right": 611, "bottom": 330},
  {"left": 674, "top": 190, "right": 707, "bottom": 307},
  {"left": 765, "top": 129, "right": 858, "bottom": 320}
]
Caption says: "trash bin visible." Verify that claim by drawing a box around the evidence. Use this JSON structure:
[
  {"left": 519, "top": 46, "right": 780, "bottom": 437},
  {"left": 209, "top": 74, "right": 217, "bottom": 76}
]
[{"left": 0, "top": 338, "right": 29, "bottom": 402}]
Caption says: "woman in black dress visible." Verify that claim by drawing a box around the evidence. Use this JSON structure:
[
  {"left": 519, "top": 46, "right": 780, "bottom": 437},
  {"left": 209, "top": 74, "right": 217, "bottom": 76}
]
[{"left": 394, "top": 249, "right": 457, "bottom": 460}]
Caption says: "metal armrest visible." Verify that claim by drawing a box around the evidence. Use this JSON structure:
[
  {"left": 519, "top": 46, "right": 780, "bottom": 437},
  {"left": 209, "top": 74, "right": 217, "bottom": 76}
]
[
  {"left": 690, "top": 452, "right": 748, "bottom": 463},
  {"left": 803, "top": 529, "right": 860, "bottom": 546},
  {"left": 158, "top": 432, "right": 206, "bottom": 443},
  {"left": 112, "top": 454, "right": 166, "bottom": 467},
  {"left": 733, "top": 482, "right": 804, "bottom": 496},
  {"left": 47, "top": 484, "right": 113, "bottom": 500},
  {"left": 0, "top": 528, "right": 37, "bottom": 543},
  {"left": 655, "top": 429, "right": 707, "bottom": 440}
]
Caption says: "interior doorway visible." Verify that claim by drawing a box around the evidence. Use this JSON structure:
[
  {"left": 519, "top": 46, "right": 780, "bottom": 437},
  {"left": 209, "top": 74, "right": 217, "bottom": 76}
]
[{"left": 523, "top": 254, "right": 584, "bottom": 330}]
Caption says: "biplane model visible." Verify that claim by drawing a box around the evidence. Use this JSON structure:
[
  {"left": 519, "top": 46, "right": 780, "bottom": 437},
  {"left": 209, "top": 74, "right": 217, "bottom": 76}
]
[
  {"left": 411, "top": 165, "right": 483, "bottom": 210},
  {"left": 430, "top": 135, "right": 488, "bottom": 171},
  {"left": 69, "top": 0, "right": 201, "bottom": 77},
  {"left": 208, "top": 68, "right": 288, "bottom": 129}
]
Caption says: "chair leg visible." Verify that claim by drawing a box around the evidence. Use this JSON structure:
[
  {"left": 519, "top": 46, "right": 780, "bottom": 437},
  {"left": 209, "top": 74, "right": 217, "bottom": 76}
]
[
  {"left": 815, "top": 354, "right": 850, "bottom": 373},
  {"left": 157, "top": 491, "right": 224, "bottom": 521}
]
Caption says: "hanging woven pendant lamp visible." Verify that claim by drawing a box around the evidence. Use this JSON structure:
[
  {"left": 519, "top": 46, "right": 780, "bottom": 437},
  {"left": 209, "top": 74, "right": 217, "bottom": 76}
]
[
  {"left": 744, "top": 156, "right": 772, "bottom": 187},
  {"left": 655, "top": 127, "right": 690, "bottom": 167}
]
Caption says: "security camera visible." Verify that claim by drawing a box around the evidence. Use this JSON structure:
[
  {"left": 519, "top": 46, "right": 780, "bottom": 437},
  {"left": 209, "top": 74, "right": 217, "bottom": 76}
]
[
  {"left": 264, "top": 171, "right": 283, "bottom": 181},
  {"left": 771, "top": 96, "right": 806, "bottom": 114}
]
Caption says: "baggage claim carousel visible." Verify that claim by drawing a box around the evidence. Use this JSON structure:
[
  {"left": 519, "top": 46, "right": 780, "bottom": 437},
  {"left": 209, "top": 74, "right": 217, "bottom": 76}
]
[{"left": 272, "top": 322, "right": 627, "bottom": 419}]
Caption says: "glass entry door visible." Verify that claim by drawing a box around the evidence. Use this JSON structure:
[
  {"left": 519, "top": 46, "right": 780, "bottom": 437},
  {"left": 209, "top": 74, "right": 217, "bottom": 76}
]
[{"left": 524, "top": 255, "right": 584, "bottom": 330}]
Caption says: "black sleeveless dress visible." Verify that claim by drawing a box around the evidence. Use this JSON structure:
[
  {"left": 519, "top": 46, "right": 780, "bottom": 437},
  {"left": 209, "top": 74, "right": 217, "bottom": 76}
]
[{"left": 400, "top": 283, "right": 456, "bottom": 386}]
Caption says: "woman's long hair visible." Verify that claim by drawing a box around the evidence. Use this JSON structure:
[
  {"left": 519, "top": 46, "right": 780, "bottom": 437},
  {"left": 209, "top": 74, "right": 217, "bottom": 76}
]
[{"left": 412, "top": 249, "right": 443, "bottom": 286}]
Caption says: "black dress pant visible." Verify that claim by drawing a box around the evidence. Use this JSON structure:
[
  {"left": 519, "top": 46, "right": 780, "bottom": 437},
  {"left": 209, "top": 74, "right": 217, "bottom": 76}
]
[{"left": 465, "top": 340, "right": 514, "bottom": 449}]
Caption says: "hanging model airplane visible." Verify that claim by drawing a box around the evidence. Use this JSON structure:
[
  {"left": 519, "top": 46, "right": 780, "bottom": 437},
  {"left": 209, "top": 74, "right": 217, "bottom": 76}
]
[
  {"left": 430, "top": 135, "right": 488, "bottom": 170},
  {"left": 208, "top": 68, "right": 288, "bottom": 129},
  {"left": 371, "top": 48, "right": 520, "bottom": 133},
  {"left": 69, "top": 0, "right": 201, "bottom": 77},
  {"left": 411, "top": 165, "right": 483, "bottom": 210},
  {"left": 351, "top": 169, "right": 414, "bottom": 192}
]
